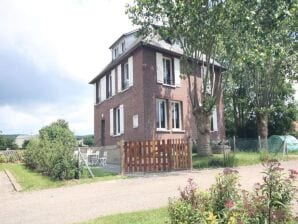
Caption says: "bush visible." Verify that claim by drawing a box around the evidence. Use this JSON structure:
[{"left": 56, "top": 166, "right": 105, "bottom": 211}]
[
  {"left": 0, "top": 154, "right": 6, "bottom": 163},
  {"left": 259, "top": 149, "right": 270, "bottom": 162},
  {"left": 83, "top": 135, "right": 94, "bottom": 146},
  {"left": 24, "top": 120, "right": 78, "bottom": 180},
  {"left": 168, "top": 160, "right": 298, "bottom": 223}
]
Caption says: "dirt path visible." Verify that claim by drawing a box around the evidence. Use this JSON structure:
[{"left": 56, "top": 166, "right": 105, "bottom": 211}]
[{"left": 0, "top": 160, "right": 297, "bottom": 224}]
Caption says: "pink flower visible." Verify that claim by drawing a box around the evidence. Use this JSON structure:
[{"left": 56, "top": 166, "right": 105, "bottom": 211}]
[
  {"left": 289, "top": 169, "right": 298, "bottom": 180},
  {"left": 223, "top": 168, "right": 238, "bottom": 175},
  {"left": 225, "top": 199, "right": 234, "bottom": 209}
]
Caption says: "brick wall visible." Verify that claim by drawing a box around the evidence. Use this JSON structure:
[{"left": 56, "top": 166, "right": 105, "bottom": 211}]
[{"left": 93, "top": 45, "right": 225, "bottom": 146}]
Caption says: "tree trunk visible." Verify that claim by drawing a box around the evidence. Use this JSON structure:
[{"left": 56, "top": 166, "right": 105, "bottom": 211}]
[
  {"left": 195, "top": 112, "right": 212, "bottom": 156},
  {"left": 256, "top": 111, "right": 268, "bottom": 149}
]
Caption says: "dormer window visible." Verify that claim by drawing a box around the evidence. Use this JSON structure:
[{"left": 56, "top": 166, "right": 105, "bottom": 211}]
[
  {"left": 114, "top": 47, "right": 118, "bottom": 59},
  {"left": 121, "top": 42, "right": 125, "bottom": 52}
]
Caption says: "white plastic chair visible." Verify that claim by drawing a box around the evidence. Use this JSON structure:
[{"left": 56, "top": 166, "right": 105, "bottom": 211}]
[{"left": 99, "top": 151, "right": 107, "bottom": 167}]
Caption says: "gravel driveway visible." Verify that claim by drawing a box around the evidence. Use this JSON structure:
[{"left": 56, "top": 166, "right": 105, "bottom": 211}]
[{"left": 0, "top": 160, "right": 297, "bottom": 224}]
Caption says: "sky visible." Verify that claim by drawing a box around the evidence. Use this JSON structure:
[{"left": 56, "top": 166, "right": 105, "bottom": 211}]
[{"left": 0, "top": 0, "right": 134, "bottom": 135}]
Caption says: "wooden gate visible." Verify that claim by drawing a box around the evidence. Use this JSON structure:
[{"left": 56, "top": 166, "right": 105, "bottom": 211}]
[{"left": 122, "top": 139, "right": 191, "bottom": 173}]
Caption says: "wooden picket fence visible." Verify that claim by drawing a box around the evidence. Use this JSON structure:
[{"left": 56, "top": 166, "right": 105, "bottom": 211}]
[{"left": 122, "top": 139, "right": 191, "bottom": 173}]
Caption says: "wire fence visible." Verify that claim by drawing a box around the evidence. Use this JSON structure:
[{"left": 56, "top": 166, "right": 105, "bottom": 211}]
[
  {"left": 227, "top": 137, "right": 289, "bottom": 154},
  {"left": 0, "top": 150, "right": 24, "bottom": 163}
]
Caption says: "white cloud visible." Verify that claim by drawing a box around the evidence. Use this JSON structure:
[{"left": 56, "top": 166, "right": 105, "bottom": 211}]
[
  {"left": 0, "top": 0, "right": 135, "bottom": 82},
  {"left": 0, "top": 100, "right": 93, "bottom": 135},
  {"left": 0, "top": 0, "right": 135, "bottom": 135}
]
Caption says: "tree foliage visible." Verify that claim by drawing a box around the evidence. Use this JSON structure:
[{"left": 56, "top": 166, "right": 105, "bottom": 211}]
[
  {"left": 127, "top": 0, "right": 298, "bottom": 151},
  {"left": 127, "top": 0, "right": 232, "bottom": 155},
  {"left": 83, "top": 135, "right": 94, "bottom": 146},
  {"left": 24, "top": 120, "right": 78, "bottom": 180},
  {"left": 224, "top": 0, "right": 298, "bottom": 139},
  {"left": 0, "top": 131, "right": 18, "bottom": 150}
]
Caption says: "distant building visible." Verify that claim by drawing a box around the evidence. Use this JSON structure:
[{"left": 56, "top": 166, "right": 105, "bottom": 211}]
[{"left": 15, "top": 135, "right": 36, "bottom": 148}]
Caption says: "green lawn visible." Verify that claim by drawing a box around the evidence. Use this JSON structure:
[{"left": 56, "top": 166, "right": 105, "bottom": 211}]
[
  {"left": 79, "top": 207, "right": 168, "bottom": 224},
  {"left": 0, "top": 163, "right": 120, "bottom": 191}
]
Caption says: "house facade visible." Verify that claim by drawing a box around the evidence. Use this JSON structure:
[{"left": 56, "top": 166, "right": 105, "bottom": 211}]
[{"left": 89, "top": 30, "right": 225, "bottom": 147}]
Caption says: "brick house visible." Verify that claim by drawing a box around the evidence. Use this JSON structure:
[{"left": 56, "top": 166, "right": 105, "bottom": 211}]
[{"left": 89, "top": 30, "right": 225, "bottom": 147}]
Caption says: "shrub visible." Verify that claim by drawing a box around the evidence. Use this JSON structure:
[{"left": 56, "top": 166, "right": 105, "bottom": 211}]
[
  {"left": 23, "top": 138, "right": 41, "bottom": 169},
  {"left": 24, "top": 120, "right": 78, "bottom": 180},
  {"left": 168, "top": 161, "right": 298, "bottom": 223},
  {"left": 0, "top": 154, "right": 6, "bottom": 163},
  {"left": 168, "top": 178, "right": 213, "bottom": 224},
  {"left": 210, "top": 168, "right": 240, "bottom": 220},
  {"left": 222, "top": 151, "right": 237, "bottom": 167},
  {"left": 259, "top": 149, "right": 270, "bottom": 162}
]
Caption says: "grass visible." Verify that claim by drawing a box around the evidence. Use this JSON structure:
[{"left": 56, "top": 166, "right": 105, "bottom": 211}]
[
  {"left": 79, "top": 207, "right": 169, "bottom": 224},
  {"left": 0, "top": 163, "right": 121, "bottom": 191},
  {"left": 192, "top": 151, "right": 298, "bottom": 169}
]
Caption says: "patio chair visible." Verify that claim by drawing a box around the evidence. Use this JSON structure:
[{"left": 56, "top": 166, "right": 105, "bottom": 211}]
[{"left": 99, "top": 151, "right": 107, "bottom": 167}]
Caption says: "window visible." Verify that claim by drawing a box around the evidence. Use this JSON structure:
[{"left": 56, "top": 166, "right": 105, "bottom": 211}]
[
  {"left": 96, "top": 80, "right": 101, "bottom": 103},
  {"left": 171, "top": 101, "right": 182, "bottom": 130},
  {"left": 156, "top": 99, "right": 168, "bottom": 129},
  {"left": 110, "top": 105, "right": 124, "bottom": 136},
  {"left": 122, "top": 63, "right": 129, "bottom": 90},
  {"left": 107, "top": 74, "right": 112, "bottom": 98},
  {"left": 121, "top": 42, "right": 125, "bottom": 52},
  {"left": 163, "top": 57, "right": 173, "bottom": 85},
  {"left": 211, "top": 108, "right": 218, "bottom": 132},
  {"left": 156, "top": 52, "right": 180, "bottom": 86},
  {"left": 113, "top": 47, "right": 118, "bottom": 59},
  {"left": 133, "top": 114, "right": 138, "bottom": 128},
  {"left": 114, "top": 107, "right": 121, "bottom": 135},
  {"left": 202, "top": 65, "right": 211, "bottom": 94}
]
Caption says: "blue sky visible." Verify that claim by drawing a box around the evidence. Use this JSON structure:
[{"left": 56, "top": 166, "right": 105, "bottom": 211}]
[{"left": 0, "top": 0, "right": 133, "bottom": 135}]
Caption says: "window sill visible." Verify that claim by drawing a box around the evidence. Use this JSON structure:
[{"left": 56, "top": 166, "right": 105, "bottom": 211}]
[
  {"left": 119, "top": 85, "right": 132, "bottom": 94},
  {"left": 159, "top": 83, "right": 176, "bottom": 88},
  {"left": 112, "top": 133, "right": 123, "bottom": 137},
  {"left": 156, "top": 128, "right": 171, "bottom": 133},
  {"left": 211, "top": 130, "right": 218, "bottom": 133},
  {"left": 171, "top": 129, "right": 185, "bottom": 133}
]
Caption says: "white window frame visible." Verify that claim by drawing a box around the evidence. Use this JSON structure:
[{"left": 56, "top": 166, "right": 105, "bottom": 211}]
[
  {"left": 162, "top": 57, "right": 174, "bottom": 85},
  {"left": 107, "top": 73, "right": 112, "bottom": 98},
  {"left": 110, "top": 105, "right": 124, "bottom": 136},
  {"left": 171, "top": 101, "right": 182, "bottom": 130},
  {"left": 211, "top": 108, "right": 218, "bottom": 132},
  {"left": 113, "top": 47, "right": 118, "bottom": 59},
  {"left": 133, "top": 114, "right": 138, "bottom": 129},
  {"left": 123, "top": 62, "right": 129, "bottom": 90},
  {"left": 115, "top": 106, "right": 121, "bottom": 135},
  {"left": 96, "top": 80, "right": 101, "bottom": 103},
  {"left": 156, "top": 99, "right": 168, "bottom": 130}
]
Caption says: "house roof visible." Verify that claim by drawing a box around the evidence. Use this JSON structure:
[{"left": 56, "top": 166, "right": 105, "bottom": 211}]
[
  {"left": 89, "top": 31, "right": 223, "bottom": 84},
  {"left": 108, "top": 29, "right": 139, "bottom": 49}
]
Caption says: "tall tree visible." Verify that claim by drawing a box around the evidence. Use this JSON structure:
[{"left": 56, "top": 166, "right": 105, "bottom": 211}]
[
  {"left": 127, "top": 0, "right": 231, "bottom": 155},
  {"left": 226, "top": 0, "right": 297, "bottom": 147}
]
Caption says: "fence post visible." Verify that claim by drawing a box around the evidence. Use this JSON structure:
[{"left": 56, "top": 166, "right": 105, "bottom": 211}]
[
  {"left": 282, "top": 138, "right": 288, "bottom": 160},
  {"left": 78, "top": 147, "right": 81, "bottom": 179},
  {"left": 258, "top": 136, "right": 261, "bottom": 151},
  {"left": 119, "top": 140, "right": 125, "bottom": 176},
  {"left": 188, "top": 137, "right": 193, "bottom": 170},
  {"left": 233, "top": 136, "right": 236, "bottom": 152}
]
